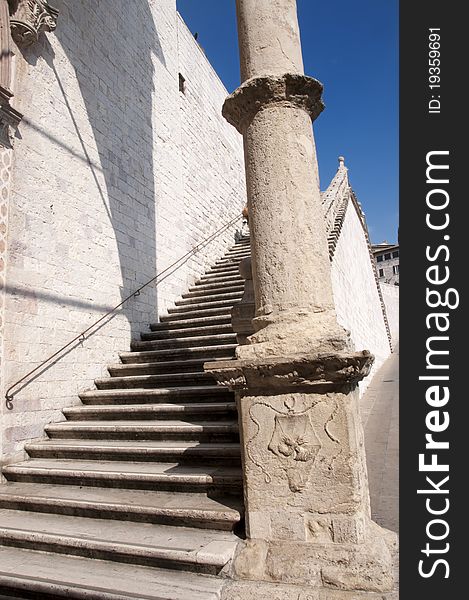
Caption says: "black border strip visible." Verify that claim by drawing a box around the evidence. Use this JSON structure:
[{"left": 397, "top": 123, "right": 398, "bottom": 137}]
[{"left": 400, "top": 2, "right": 465, "bottom": 596}]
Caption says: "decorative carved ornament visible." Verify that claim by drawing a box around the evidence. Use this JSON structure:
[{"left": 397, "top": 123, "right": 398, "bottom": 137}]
[
  {"left": 8, "top": 0, "right": 58, "bottom": 47},
  {"left": 245, "top": 395, "right": 339, "bottom": 493}
]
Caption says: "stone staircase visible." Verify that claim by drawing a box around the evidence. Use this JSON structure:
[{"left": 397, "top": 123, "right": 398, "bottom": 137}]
[{"left": 0, "top": 237, "right": 251, "bottom": 599}]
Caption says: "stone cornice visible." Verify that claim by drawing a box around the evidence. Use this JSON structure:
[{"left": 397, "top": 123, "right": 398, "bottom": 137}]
[
  {"left": 205, "top": 350, "right": 374, "bottom": 392},
  {"left": 223, "top": 73, "right": 324, "bottom": 134}
]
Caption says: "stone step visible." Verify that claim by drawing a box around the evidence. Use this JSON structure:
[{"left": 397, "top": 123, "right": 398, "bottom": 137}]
[
  {"left": 106, "top": 356, "right": 230, "bottom": 378},
  {"left": 160, "top": 306, "right": 233, "bottom": 322},
  {"left": 219, "top": 246, "right": 250, "bottom": 255},
  {"left": 120, "top": 344, "right": 236, "bottom": 364},
  {"left": 212, "top": 258, "right": 244, "bottom": 268},
  {"left": 95, "top": 371, "right": 215, "bottom": 390},
  {"left": 166, "top": 299, "right": 240, "bottom": 314},
  {"left": 226, "top": 239, "right": 250, "bottom": 247},
  {"left": 218, "top": 255, "right": 249, "bottom": 265},
  {"left": 225, "top": 246, "right": 250, "bottom": 254},
  {"left": 141, "top": 323, "right": 233, "bottom": 341},
  {"left": 109, "top": 358, "right": 206, "bottom": 377},
  {"left": 149, "top": 314, "right": 232, "bottom": 331},
  {"left": 131, "top": 333, "right": 237, "bottom": 351},
  {"left": 0, "top": 483, "right": 242, "bottom": 530},
  {"left": 0, "top": 509, "right": 239, "bottom": 574},
  {"left": 204, "top": 265, "right": 240, "bottom": 276},
  {"left": 2, "top": 460, "right": 243, "bottom": 493},
  {"left": 0, "top": 547, "right": 225, "bottom": 600},
  {"left": 24, "top": 440, "right": 242, "bottom": 466},
  {"left": 44, "top": 420, "right": 239, "bottom": 442},
  {"left": 195, "top": 280, "right": 242, "bottom": 292},
  {"left": 218, "top": 255, "right": 245, "bottom": 264},
  {"left": 215, "top": 252, "right": 246, "bottom": 261},
  {"left": 210, "top": 256, "right": 243, "bottom": 266},
  {"left": 79, "top": 385, "right": 232, "bottom": 405},
  {"left": 175, "top": 291, "right": 243, "bottom": 306},
  {"left": 230, "top": 245, "right": 250, "bottom": 252},
  {"left": 186, "top": 282, "right": 244, "bottom": 295},
  {"left": 198, "top": 273, "right": 243, "bottom": 285},
  {"left": 63, "top": 402, "right": 237, "bottom": 421},
  {"left": 225, "top": 244, "right": 251, "bottom": 252},
  {"left": 108, "top": 357, "right": 214, "bottom": 377}
]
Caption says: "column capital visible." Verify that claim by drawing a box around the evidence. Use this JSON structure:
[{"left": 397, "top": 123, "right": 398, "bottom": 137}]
[
  {"left": 223, "top": 73, "right": 324, "bottom": 134},
  {"left": 8, "top": 0, "right": 58, "bottom": 47}
]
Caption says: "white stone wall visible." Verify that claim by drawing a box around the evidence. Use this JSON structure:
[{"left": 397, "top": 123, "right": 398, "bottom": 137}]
[
  {"left": 1, "top": 0, "right": 245, "bottom": 464},
  {"left": 155, "top": 14, "right": 246, "bottom": 314},
  {"left": 331, "top": 202, "right": 391, "bottom": 393},
  {"left": 380, "top": 283, "right": 399, "bottom": 346}
]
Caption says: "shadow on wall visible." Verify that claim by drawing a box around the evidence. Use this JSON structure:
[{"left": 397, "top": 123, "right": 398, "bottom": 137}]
[{"left": 18, "top": 0, "right": 165, "bottom": 339}]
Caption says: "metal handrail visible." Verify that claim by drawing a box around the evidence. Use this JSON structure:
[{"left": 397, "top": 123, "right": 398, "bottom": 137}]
[{"left": 5, "top": 213, "right": 243, "bottom": 409}]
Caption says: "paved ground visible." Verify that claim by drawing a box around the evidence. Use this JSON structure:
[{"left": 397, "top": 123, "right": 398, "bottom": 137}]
[{"left": 361, "top": 344, "right": 399, "bottom": 533}]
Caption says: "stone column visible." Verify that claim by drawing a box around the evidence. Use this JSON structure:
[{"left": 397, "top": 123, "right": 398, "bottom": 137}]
[
  {"left": 223, "top": 1, "right": 346, "bottom": 361},
  {"left": 206, "top": 1, "right": 396, "bottom": 597}
]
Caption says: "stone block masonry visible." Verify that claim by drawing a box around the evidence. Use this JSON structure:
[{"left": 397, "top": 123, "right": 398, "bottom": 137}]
[{"left": 1, "top": 0, "right": 246, "bottom": 464}]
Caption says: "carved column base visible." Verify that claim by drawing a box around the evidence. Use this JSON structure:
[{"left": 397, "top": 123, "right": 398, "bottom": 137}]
[
  {"left": 226, "top": 520, "right": 396, "bottom": 594},
  {"left": 205, "top": 352, "right": 396, "bottom": 593},
  {"left": 221, "top": 562, "right": 398, "bottom": 600}
]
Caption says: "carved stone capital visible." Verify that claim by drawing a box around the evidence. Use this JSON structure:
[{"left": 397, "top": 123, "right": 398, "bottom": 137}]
[
  {"left": 8, "top": 0, "right": 58, "bottom": 47},
  {"left": 223, "top": 73, "right": 324, "bottom": 134},
  {"left": 205, "top": 350, "right": 374, "bottom": 393},
  {"left": 0, "top": 85, "right": 22, "bottom": 147}
]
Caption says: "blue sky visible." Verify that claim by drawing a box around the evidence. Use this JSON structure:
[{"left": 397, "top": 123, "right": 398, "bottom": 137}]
[{"left": 177, "top": 0, "right": 398, "bottom": 244}]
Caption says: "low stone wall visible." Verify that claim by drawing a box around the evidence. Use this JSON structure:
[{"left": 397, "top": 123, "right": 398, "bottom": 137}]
[{"left": 331, "top": 200, "right": 391, "bottom": 393}]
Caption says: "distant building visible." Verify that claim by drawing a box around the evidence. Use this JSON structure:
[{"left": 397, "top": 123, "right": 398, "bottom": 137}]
[{"left": 372, "top": 242, "right": 399, "bottom": 285}]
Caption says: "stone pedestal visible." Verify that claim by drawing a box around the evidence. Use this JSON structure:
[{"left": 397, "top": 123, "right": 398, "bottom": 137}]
[
  {"left": 206, "top": 0, "right": 396, "bottom": 596},
  {"left": 207, "top": 354, "right": 396, "bottom": 594}
]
